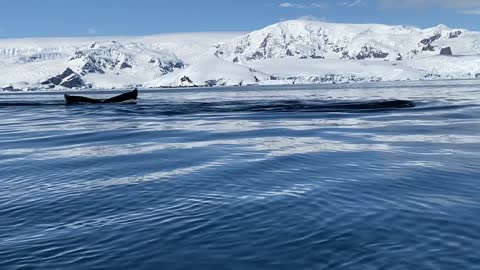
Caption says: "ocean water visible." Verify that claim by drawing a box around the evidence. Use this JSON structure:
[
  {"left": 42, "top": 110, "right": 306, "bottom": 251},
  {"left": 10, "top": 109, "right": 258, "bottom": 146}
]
[{"left": 1, "top": 82, "right": 479, "bottom": 270}]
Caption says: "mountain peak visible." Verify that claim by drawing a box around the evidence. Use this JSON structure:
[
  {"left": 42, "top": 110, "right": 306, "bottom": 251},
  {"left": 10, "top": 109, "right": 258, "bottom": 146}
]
[
  {"left": 1, "top": 21, "right": 480, "bottom": 90},
  {"left": 214, "top": 21, "right": 478, "bottom": 64}
]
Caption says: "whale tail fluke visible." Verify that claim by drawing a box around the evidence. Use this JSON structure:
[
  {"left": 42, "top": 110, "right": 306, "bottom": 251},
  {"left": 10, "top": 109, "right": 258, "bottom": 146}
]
[{"left": 65, "top": 88, "right": 138, "bottom": 104}]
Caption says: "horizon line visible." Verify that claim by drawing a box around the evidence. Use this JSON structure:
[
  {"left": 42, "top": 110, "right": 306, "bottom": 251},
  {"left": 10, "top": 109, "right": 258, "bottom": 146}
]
[{"left": 0, "top": 20, "right": 472, "bottom": 41}]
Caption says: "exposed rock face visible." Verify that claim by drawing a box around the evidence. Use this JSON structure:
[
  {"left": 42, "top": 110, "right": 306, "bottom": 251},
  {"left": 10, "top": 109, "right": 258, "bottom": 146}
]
[
  {"left": 440, "top": 47, "right": 453, "bottom": 56},
  {"left": 180, "top": 76, "right": 193, "bottom": 83},
  {"left": 215, "top": 21, "right": 340, "bottom": 62},
  {"left": 41, "top": 68, "right": 85, "bottom": 88},
  {"left": 425, "top": 73, "right": 441, "bottom": 79},
  {"left": 420, "top": 33, "right": 441, "bottom": 46},
  {"left": 33, "top": 40, "right": 186, "bottom": 89},
  {"left": 60, "top": 75, "right": 85, "bottom": 88},
  {"left": 149, "top": 58, "right": 185, "bottom": 74},
  {"left": 205, "top": 79, "right": 224, "bottom": 87},
  {"left": 354, "top": 46, "right": 389, "bottom": 60},
  {"left": 449, "top": 30, "right": 463, "bottom": 38},
  {"left": 419, "top": 33, "right": 442, "bottom": 52},
  {"left": 69, "top": 41, "right": 184, "bottom": 75},
  {"left": 120, "top": 62, "right": 132, "bottom": 69},
  {"left": 3, "top": 20, "right": 480, "bottom": 90},
  {"left": 215, "top": 21, "right": 477, "bottom": 64},
  {"left": 2, "top": 85, "right": 15, "bottom": 91},
  {"left": 422, "top": 43, "right": 437, "bottom": 52},
  {"left": 179, "top": 76, "right": 196, "bottom": 87},
  {"left": 69, "top": 43, "right": 135, "bottom": 75},
  {"left": 269, "top": 74, "right": 383, "bottom": 84}
]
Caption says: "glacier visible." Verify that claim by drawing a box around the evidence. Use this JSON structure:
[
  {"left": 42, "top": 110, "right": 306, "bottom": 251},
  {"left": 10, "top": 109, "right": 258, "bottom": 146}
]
[{"left": 1, "top": 20, "right": 480, "bottom": 91}]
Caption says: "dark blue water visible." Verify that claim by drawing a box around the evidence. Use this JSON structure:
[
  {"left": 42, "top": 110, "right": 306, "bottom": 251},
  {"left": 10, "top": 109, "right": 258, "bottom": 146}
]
[{"left": 1, "top": 82, "right": 480, "bottom": 269}]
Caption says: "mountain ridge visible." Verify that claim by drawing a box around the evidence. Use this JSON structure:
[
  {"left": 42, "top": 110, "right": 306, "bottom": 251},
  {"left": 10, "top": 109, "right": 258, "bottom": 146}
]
[
  {"left": 1, "top": 20, "right": 480, "bottom": 91},
  {"left": 214, "top": 20, "right": 477, "bottom": 63}
]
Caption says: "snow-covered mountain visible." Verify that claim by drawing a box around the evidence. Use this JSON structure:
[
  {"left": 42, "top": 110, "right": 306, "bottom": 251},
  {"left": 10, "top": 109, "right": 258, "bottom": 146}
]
[
  {"left": 1, "top": 20, "right": 480, "bottom": 91},
  {"left": 215, "top": 20, "right": 480, "bottom": 63},
  {"left": 0, "top": 33, "right": 240, "bottom": 90},
  {"left": 145, "top": 55, "right": 269, "bottom": 87},
  {"left": 37, "top": 41, "right": 185, "bottom": 89}
]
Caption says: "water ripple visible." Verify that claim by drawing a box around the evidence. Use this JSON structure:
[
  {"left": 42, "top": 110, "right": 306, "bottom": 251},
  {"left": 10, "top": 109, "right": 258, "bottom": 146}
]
[{"left": 1, "top": 83, "right": 480, "bottom": 269}]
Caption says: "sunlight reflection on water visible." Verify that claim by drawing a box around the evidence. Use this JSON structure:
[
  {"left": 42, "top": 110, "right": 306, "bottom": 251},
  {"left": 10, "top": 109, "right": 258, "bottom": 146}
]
[{"left": 1, "top": 82, "right": 480, "bottom": 269}]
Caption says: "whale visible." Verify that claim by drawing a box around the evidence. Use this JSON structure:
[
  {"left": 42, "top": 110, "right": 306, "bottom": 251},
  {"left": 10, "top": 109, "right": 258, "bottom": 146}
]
[{"left": 64, "top": 88, "right": 138, "bottom": 104}]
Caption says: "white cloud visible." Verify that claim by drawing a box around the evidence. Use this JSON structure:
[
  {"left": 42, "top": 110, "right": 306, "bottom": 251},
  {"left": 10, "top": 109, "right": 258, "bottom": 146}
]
[
  {"left": 378, "top": 0, "right": 480, "bottom": 9},
  {"left": 87, "top": 27, "right": 97, "bottom": 35},
  {"left": 378, "top": 0, "right": 480, "bottom": 15},
  {"left": 339, "top": 0, "right": 367, "bottom": 7},
  {"left": 311, "top": 3, "right": 327, "bottom": 8},
  {"left": 279, "top": 2, "right": 326, "bottom": 9},
  {"left": 280, "top": 2, "right": 306, "bottom": 8},
  {"left": 461, "top": 8, "right": 480, "bottom": 15},
  {"left": 297, "top": 15, "right": 327, "bottom": 21}
]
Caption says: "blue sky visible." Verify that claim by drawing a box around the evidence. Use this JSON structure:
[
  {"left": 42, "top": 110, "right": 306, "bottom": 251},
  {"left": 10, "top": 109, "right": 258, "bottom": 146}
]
[{"left": 0, "top": 0, "right": 479, "bottom": 38}]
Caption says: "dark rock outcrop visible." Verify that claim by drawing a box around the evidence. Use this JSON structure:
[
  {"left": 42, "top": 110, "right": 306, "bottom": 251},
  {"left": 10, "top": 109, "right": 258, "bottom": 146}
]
[
  {"left": 120, "top": 62, "right": 132, "bottom": 69},
  {"left": 246, "top": 52, "right": 264, "bottom": 61},
  {"left": 425, "top": 73, "right": 441, "bottom": 79},
  {"left": 1, "top": 85, "right": 22, "bottom": 91},
  {"left": 449, "top": 31, "right": 463, "bottom": 38},
  {"left": 60, "top": 75, "right": 85, "bottom": 88},
  {"left": 205, "top": 80, "right": 218, "bottom": 87},
  {"left": 70, "top": 41, "right": 184, "bottom": 77},
  {"left": 420, "top": 33, "right": 441, "bottom": 45},
  {"left": 69, "top": 43, "right": 135, "bottom": 75},
  {"left": 440, "top": 47, "right": 453, "bottom": 56},
  {"left": 419, "top": 33, "right": 442, "bottom": 52},
  {"left": 180, "top": 76, "right": 196, "bottom": 86},
  {"left": 70, "top": 53, "right": 106, "bottom": 75},
  {"left": 422, "top": 44, "right": 436, "bottom": 52},
  {"left": 269, "top": 74, "right": 382, "bottom": 84},
  {"left": 355, "top": 46, "right": 389, "bottom": 60},
  {"left": 41, "top": 68, "right": 85, "bottom": 88},
  {"left": 215, "top": 21, "right": 477, "bottom": 64},
  {"left": 149, "top": 58, "right": 185, "bottom": 74},
  {"left": 41, "top": 68, "right": 73, "bottom": 85},
  {"left": 180, "top": 76, "right": 193, "bottom": 83}
]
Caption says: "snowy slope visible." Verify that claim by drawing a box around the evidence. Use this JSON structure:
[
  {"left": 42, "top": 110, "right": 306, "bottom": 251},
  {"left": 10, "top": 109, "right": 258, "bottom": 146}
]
[
  {"left": 0, "top": 33, "right": 241, "bottom": 90},
  {"left": 145, "top": 55, "right": 268, "bottom": 87},
  {"left": 215, "top": 20, "right": 480, "bottom": 63},
  {"left": 1, "top": 21, "right": 480, "bottom": 91},
  {"left": 249, "top": 58, "right": 426, "bottom": 84}
]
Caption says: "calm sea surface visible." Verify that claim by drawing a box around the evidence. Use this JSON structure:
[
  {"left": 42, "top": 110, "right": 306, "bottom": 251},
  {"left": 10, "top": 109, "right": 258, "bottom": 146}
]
[{"left": 1, "top": 82, "right": 479, "bottom": 269}]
